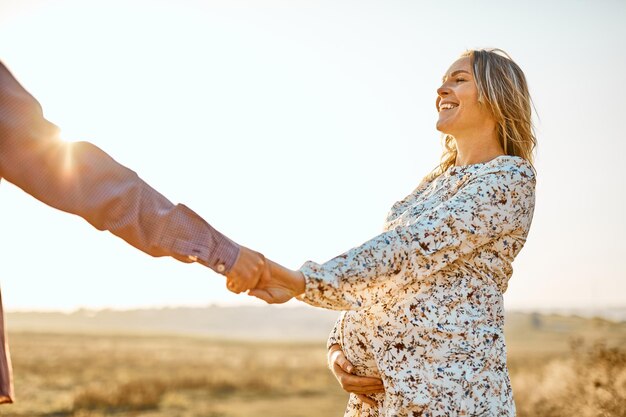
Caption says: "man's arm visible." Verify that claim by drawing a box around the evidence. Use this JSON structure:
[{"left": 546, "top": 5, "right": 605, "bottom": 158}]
[{"left": 0, "top": 61, "right": 250, "bottom": 274}]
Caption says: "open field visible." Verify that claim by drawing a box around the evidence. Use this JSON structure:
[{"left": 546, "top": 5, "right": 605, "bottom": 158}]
[
  {"left": 1, "top": 311, "right": 624, "bottom": 417},
  {"left": 4, "top": 332, "right": 346, "bottom": 417}
]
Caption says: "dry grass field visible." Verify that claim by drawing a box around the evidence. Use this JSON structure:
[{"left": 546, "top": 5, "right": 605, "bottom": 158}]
[
  {"left": 3, "top": 333, "right": 346, "bottom": 417},
  {"left": 1, "top": 312, "right": 624, "bottom": 417}
]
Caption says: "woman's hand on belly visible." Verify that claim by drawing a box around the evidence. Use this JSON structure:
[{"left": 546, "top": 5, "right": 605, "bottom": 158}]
[{"left": 328, "top": 344, "right": 384, "bottom": 406}]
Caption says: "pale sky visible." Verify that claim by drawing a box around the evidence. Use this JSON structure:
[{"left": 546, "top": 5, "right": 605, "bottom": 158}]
[{"left": 0, "top": 0, "right": 624, "bottom": 311}]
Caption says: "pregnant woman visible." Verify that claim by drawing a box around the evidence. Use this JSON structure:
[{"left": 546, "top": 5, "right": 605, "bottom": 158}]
[{"left": 236, "top": 48, "right": 537, "bottom": 416}]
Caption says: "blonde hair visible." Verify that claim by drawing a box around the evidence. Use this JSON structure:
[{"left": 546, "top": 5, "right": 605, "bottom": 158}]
[{"left": 426, "top": 48, "right": 537, "bottom": 181}]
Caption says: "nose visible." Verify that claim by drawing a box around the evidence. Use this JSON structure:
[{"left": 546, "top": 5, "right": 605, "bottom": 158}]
[{"left": 437, "top": 85, "right": 450, "bottom": 97}]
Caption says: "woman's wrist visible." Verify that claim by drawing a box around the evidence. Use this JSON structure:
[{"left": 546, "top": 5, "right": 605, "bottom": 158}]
[{"left": 291, "top": 270, "right": 306, "bottom": 296}]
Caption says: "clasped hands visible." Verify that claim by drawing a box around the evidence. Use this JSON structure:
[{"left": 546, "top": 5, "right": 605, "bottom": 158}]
[
  {"left": 224, "top": 246, "right": 306, "bottom": 303},
  {"left": 224, "top": 246, "right": 385, "bottom": 405}
]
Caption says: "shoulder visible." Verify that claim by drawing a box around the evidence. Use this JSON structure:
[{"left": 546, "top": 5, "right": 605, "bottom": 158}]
[{"left": 474, "top": 156, "right": 536, "bottom": 185}]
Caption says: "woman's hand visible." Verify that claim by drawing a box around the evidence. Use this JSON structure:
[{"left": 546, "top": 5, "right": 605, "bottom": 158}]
[
  {"left": 247, "top": 260, "right": 306, "bottom": 304},
  {"left": 328, "top": 344, "right": 385, "bottom": 407}
]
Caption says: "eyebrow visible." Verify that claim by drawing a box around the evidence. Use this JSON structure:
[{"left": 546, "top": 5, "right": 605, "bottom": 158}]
[{"left": 442, "top": 69, "right": 471, "bottom": 82}]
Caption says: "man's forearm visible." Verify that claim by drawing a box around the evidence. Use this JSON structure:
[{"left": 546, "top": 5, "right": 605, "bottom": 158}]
[{"left": 0, "top": 61, "right": 240, "bottom": 274}]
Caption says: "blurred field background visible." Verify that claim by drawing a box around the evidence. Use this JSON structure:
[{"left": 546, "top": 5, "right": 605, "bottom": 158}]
[{"left": 2, "top": 307, "right": 625, "bottom": 417}]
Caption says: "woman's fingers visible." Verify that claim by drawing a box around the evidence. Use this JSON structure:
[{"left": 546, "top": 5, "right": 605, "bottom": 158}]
[
  {"left": 346, "top": 385, "right": 385, "bottom": 394},
  {"left": 247, "top": 288, "right": 271, "bottom": 302},
  {"left": 341, "top": 374, "right": 385, "bottom": 388},
  {"left": 334, "top": 366, "right": 384, "bottom": 387},
  {"left": 330, "top": 351, "right": 384, "bottom": 388},
  {"left": 356, "top": 394, "right": 378, "bottom": 407},
  {"left": 342, "top": 382, "right": 385, "bottom": 394},
  {"left": 334, "top": 366, "right": 384, "bottom": 394},
  {"left": 328, "top": 346, "right": 384, "bottom": 398},
  {"left": 334, "top": 351, "right": 354, "bottom": 374}
]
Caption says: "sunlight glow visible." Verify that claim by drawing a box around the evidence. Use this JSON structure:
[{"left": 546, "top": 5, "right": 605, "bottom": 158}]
[{"left": 61, "top": 140, "right": 75, "bottom": 180}]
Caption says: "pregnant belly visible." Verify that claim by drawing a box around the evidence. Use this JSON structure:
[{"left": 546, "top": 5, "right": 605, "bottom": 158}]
[{"left": 341, "top": 310, "right": 381, "bottom": 379}]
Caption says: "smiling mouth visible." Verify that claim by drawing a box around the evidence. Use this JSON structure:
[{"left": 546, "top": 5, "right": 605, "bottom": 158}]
[{"left": 438, "top": 104, "right": 459, "bottom": 112}]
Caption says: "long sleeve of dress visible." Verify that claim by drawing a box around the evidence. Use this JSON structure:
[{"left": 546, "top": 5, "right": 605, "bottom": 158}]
[
  {"left": 298, "top": 164, "right": 536, "bottom": 311},
  {"left": 0, "top": 61, "right": 240, "bottom": 273}
]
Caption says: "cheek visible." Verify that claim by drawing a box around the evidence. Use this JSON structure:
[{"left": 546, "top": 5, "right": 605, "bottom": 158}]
[
  {"left": 460, "top": 86, "right": 480, "bottom": 107},
  {"left": 460, "top": 92, "right": 482, "bottom": 117}
]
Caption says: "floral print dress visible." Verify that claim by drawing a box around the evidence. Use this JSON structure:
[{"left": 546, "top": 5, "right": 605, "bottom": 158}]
[{"left": 298, "top": 155, "right": 536, "bottom": 417}]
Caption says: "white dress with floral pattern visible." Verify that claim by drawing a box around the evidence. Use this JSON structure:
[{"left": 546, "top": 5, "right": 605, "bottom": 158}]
[{"left": 298, "top": 155, "right": 536, "bottom": 417}]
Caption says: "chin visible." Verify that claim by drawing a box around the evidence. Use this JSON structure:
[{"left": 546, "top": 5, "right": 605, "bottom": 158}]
[{"left": 436, "top": 121, "right": 451, "bottom": 135}]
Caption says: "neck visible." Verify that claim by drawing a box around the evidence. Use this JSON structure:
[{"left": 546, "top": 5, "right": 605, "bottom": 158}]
[{"left": 453, "top": 128, "right": 504, "bottom": 166}]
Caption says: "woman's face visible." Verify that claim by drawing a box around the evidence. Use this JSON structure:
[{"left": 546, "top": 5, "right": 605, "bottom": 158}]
[{"left": 435, "top": 56, "right": 495, "bottom": 137}]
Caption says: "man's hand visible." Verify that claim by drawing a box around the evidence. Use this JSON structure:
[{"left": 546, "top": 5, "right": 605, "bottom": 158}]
[
  {"left": 225, "top": 246, "right": 267, "bottom": 294},
  {"left": 247, "top": 260, "right": 306, "bottom": 304},
  {"left": 328, "top": 344, "right": 384, "bottom": 407}
]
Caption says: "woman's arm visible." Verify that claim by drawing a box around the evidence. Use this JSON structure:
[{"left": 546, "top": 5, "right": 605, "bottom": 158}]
[{"left": 295, "top": 165, "right": 536, "bottom": 310}]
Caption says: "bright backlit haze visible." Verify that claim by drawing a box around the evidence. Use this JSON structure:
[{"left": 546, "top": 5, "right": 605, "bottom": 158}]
[{"left": 0, "top": 0, "right": 624, "bottom": 311}]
